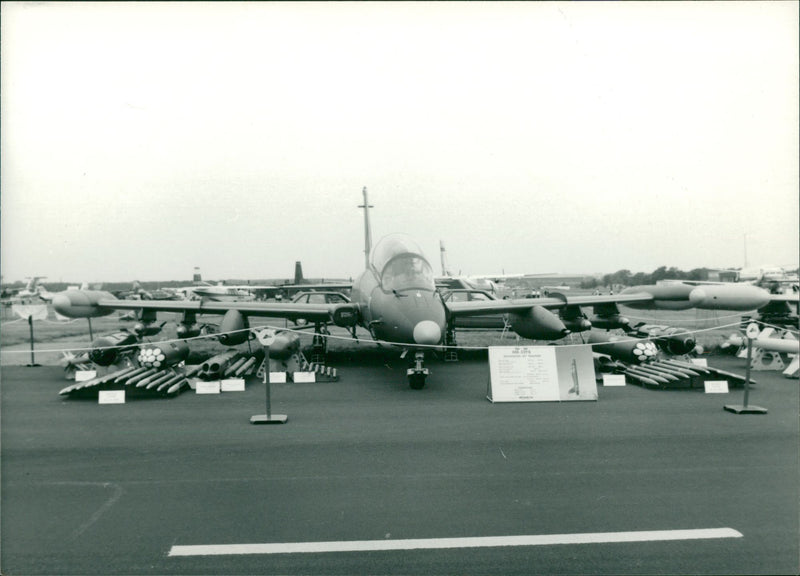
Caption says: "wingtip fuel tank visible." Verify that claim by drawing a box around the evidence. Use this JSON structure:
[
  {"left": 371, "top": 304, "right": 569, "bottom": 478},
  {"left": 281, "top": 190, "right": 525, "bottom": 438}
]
[{"left": 52, "top": 290, "right": 117, "bottom": 318}]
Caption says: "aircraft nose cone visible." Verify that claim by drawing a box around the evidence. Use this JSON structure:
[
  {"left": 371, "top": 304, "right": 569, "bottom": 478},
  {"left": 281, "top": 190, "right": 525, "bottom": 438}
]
[
  {"left": 413, "top": 320, "right": 442, "bottom": 345},
  {"left": 689, "top": 287, "right": 707, "bottom": 306}
]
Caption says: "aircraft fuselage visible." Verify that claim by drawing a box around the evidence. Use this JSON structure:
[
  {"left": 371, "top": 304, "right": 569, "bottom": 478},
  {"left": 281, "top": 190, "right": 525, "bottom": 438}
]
[{"left": 351, "top": 265, "right": 446, "bottom": 347}]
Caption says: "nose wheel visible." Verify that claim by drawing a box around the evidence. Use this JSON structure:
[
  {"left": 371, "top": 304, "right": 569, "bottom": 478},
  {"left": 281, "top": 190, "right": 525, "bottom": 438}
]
[{"left": 406, "top": 351, "right": 429, "bottom": 389}]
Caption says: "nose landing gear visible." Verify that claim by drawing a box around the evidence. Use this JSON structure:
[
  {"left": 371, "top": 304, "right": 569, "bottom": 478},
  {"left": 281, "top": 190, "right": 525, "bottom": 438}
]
[{"left": 406, "top": 350, "right": 429, "bottom": 389}]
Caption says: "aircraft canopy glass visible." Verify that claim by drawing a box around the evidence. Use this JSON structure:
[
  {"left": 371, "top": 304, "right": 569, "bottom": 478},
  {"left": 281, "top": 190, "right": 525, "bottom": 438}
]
[{"left": 371, "top": 234, "right": 435, "bottom": 292}]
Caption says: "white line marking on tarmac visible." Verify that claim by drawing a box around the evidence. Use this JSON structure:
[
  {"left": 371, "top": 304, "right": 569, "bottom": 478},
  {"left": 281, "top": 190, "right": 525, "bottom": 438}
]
[{"left": 168, "top": 527, "right": 742, "bottom": 556}]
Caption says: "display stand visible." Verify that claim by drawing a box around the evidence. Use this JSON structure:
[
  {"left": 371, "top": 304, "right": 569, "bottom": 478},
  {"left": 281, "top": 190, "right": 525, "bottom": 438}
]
[
  {"left": 250, "top": 346, "right": 288, "bottom": 425},
  {"left": 26, "top": 315, "right": 40, "bottom": 367},
  {"left": 725, "top": 324, "right": 767, "bottom": 415}
]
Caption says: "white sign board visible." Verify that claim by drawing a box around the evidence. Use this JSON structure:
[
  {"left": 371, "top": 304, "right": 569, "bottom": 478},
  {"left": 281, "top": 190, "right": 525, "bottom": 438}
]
[
  {"left": 293, "top": 371, "right": 316, "bottom": 383},
  {"left": 196, "top": 381, "right": 221, "bottom": 394},
  {"left": 602, "top": 374, "right": 627, "bottom": 387},
  {"left": 98, "top": 390, "right": 125, "bottom": 404},
  {"left": 487, "top": 346, "right": 597, "bottom": 403},
  {"left": 221, "top": 378, "right": 245, "bottom": 392},
  {"left": 704, "top": 380, "right": 729, "bottom": 394},
  {"left": 691, "top": 358, "right": 708, "bottom": 367},
  {"left": 75, "top": 370, "right": 97, "bottom": 382},
  {"left": 269, "top": 372, "right": 287, "bottom": 383}
]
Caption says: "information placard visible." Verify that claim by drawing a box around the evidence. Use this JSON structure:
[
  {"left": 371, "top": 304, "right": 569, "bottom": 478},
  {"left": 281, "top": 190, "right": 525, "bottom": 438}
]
[
  {"left": 98, "top": 390, "right": 125, "bottom": 404},
  {"left": 75, "top": 370, "right": 97, "bottom": 382},
  {"left": 269, "top": 372, "right": 287, "bottom": 383},
  {"left": 704, "top": 380, "right": 729, "bottom": 394},
  {"left": 196, "top": 381, "right": 221, "bottom": 394},
  {"left": 691, "top": 358, "right": 708, "bottom": 367},
  {"left": 221, "top": 378, "right": 245, "bottom": 392},
  {"left": 602, "top": 374, "right": 627, "bottom": 387},
  {"left": 487, "top": 346, "right": 597, "bottom": 402},
  {"left": 293, "top": 372, "right": 316, "bottom": 383}
]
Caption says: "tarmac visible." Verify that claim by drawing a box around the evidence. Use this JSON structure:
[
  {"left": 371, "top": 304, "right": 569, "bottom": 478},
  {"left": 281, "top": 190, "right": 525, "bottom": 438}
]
[{"left": 1, "top": 349, "right": 798, "bottom": 575}]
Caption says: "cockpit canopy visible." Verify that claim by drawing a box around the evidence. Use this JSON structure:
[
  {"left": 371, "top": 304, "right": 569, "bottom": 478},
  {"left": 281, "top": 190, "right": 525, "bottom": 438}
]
[{"left": 371, "top": 234, "right": 435, "bottom": 292}]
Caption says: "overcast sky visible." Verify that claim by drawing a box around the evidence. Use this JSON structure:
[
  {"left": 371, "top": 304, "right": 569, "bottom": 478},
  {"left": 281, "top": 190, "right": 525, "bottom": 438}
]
[{"left": 2, "top": 1, "right": 798, "bottom": 284}]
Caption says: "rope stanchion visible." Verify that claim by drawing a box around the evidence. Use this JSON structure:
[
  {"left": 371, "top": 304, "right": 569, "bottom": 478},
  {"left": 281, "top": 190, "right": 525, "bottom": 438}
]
[{"left": 0, "top": 317, "right": 757, "bottom": 357}]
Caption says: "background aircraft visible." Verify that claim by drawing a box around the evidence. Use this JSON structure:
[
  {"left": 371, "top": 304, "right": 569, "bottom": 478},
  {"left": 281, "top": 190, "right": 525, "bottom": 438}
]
[
  {"left": 185, "top": 263, "right": 351, "bottom": 302},
  {"left": 51, "top": 188, "right": 790, "bottom": 389}
]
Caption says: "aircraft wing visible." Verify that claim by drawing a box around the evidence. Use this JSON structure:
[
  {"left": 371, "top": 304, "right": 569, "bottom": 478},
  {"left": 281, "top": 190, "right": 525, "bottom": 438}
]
[
  {"left": 445, "top": 293, "right": 654, "bottom": 317},
  {"left": 52, "top": 291, "right": 358, "bottom": 326},
  {"left": 96, "top": 298, "right": 341, "bottom": 322},
  {"left": 232, "top": 282, "right": 353, "bottom": 295}
]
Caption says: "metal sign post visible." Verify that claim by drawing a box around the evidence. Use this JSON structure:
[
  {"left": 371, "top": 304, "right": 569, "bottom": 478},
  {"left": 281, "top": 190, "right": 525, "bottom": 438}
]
[
  {"left": 26, "top": 315, "right": 40, "bottom": 367},
  {"left": 724, "top": 323, "right": 767, "bottom": 415},
  {"left": 250, "top": 345, "right": 288, "bottom": 425}
]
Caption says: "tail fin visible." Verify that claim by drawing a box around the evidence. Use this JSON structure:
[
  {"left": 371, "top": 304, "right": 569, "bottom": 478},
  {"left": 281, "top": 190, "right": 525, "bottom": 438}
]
[
  {"left": 193, "top": 267, "right": 202, "bottom": 283},
  {"left": 294, "top": 261, "right": 304, "bottom": 284},
  {"left": 359, "top": 186, "right": 373, "bottom": 268},
  {"left": 440, "top": 240, "right": 454, "bottom": 277},
  {"left": 25, "top": 276, "right": 45, "bottom": 291}
]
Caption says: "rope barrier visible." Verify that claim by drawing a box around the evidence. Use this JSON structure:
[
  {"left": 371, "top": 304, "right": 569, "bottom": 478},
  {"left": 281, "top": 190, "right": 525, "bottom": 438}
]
[{"left": 4, "top": 315, "right": 794, "bottom": 357}]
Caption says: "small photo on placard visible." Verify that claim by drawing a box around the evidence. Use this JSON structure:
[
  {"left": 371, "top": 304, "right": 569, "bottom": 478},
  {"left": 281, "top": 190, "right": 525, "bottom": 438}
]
[
  {"left": 269, "top": 372, "right": 287, "bottom": 383},
  {"left": 221, "top": 378, "right": 245, "bottom": 392},
  {"left": 75, "top": 370, "right": 97, "bottom": 382},
  {"left": 293, "top": 372, "right": 316, "bottom": 383},
  {"left": 602, "top": 374, "right": 627, "bottom": 387},
  {"left": 196, "top": 381, "right": 221, "bottom": 394},
  {"left": 704, "top": 380, "right": 729, "bottom": 394},
  {"left": 98, "top": 390, "right": 125, "bottom": 404}
]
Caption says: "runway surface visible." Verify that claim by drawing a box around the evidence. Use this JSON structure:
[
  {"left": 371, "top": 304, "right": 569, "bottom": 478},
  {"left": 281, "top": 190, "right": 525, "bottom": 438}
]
[{"left": 1, "top": 350, "right": 798, "bottom": 575}]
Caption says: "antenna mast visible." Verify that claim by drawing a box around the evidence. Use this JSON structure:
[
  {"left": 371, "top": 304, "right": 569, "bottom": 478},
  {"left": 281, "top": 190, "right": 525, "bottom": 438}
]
[{"left": 358, "top": 186, "right": 374, "bottom": 268}]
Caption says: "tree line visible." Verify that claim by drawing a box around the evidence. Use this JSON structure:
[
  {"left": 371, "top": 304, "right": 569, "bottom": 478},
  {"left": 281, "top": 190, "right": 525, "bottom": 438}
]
[{"left": 580, "top": 266, "right": 712, "bottom": 289}]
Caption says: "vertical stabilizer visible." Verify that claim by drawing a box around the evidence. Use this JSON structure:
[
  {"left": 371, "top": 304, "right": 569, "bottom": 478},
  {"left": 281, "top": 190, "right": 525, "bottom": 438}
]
[
  {"left": 294, "top": 261, "right": 304, "bottom": 284},
  {"left": 193, "top": 267, "right": 202, "bottom": 284},
  {"left": 359, "top": 186, "right": 374, "bottom": 268},
  {"left": 440, "top": 240, "right": 454, "bottom": 277}
]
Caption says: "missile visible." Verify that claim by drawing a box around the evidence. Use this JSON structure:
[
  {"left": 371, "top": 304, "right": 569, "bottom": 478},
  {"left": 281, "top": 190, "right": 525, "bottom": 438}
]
[
  {"left": 631, "top": 364, "right": 681, "bottom": 382},
  {"left": 157, "top": 373, "right": 185, "bottom": 392},
  {"left": 114, "top": 366, "right": 149, "bottom": 384},
  {"left": 183, "top": 364, "right": 204, "bottom": 378},
  {"left": 753, "top": 334, "right": 799, "bottom": 354},
  {"left": 622, "top": 370, "right": 660, "bottom": 387},
  {"left": 651, "top": 361, "right": 699, "bottom": 377},
  {"left": 146, "top": 371, "right": 175, "bottom": 390},
  {"left": 136, "top": 370, "right": 170, "bottom": 388},
  {"left": 166, "top": 379, "right": 189, "bottom": 395},
  {"left": 125, "top": 368, "right": 157, "bottom": 386},
  {"left": 224, "top": 357, "right": 249, "bottom": 377},
  {"left": 662, "top": 358, "right": 711, "bottom": 374},
  {"left": 589, "top": 314, "right": 631, "bottom": 330},
  {"left": 234, "top": 356, "right": 258, "bottom": 377},
  {"left": 625, "top": 366, "right": 670, "bottom": 385}
]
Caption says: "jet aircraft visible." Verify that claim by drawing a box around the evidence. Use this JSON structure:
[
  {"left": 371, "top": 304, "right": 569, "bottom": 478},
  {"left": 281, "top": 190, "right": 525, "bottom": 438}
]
[{"left": 52, "top": 188, "right": 789, "bottom": 389}]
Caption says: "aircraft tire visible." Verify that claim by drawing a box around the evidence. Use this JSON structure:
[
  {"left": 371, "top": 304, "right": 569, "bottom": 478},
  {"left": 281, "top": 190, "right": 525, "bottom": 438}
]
[{"left": 409, "top": 373, "right": 426, "bottom": 390}]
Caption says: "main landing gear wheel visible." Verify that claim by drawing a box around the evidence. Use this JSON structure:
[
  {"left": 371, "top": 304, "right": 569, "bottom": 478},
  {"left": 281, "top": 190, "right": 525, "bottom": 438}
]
[
  {"left": 409, "top": 373, "right": 426, "bottom": 389},
  {"left": 406, "top": 351, "right": 429, "bottom": 389}
]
